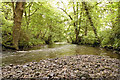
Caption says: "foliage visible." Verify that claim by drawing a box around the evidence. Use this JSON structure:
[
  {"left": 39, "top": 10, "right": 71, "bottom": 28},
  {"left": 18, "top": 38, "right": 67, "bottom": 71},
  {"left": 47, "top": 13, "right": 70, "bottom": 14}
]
[
  {"left": 1, "top": 1, "right": 120, "bottom": 50},
  {"left": 81, "top": 32, "right": 98, "bottom": 45}
]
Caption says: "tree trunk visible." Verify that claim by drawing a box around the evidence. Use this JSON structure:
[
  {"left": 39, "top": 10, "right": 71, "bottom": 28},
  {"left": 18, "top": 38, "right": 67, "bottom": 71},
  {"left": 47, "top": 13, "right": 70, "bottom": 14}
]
[
  {"left": 118, "top": 1, "right": 120, "bottom": 39},
  {"left": 58, "top": 2, "right": 81, "bottom": 44},
  {"left": 85, "top": 26, "right": 87, "bottom": 36},
  {"left": 13, "top": 2, "right": 25, "bottom": 50},
  {"left": 83, "top": 2, "right": 100, "bottom": 43},
  {"left": 74, "top": 2, "right": 81, "bottom": 44},
  {"left": 25, "top": 3, "right": 32, "bottom": 29},
  {"left": 73, "top": 1, "right": 78, "bottom": 44},
  {"left": 75, "top": 2, "right": 79, "bottom": 44}
]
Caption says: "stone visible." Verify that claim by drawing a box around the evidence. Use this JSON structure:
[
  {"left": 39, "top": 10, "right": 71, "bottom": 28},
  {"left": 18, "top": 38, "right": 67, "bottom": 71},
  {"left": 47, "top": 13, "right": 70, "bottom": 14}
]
[
  {"left": 48, "top": 72, "right": 55, "bottom": 78},
  {"left": 26, "top": 64, "right": 29, "bottom": 66},
  {"left": 17, "top": 70, "right": 22, "bottom": 73},
  {"left": 81, "top": 77, "right": 86, "bottom": 80},
  {"left": 35, "top": 72, "right": 40, "bottom": 76},
  {"left": 23, "top": 65, "right": 27, "bottom": 68},
  {"left": 2, "top": 55, "right": 120, "bottom": 79},
  {"left": 9, "top": 64, "right": 13, "bottom": 67}
]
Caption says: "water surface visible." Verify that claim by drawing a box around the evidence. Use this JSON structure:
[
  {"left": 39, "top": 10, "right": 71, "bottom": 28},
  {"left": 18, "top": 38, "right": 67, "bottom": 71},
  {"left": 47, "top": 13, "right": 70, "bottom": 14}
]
[{"left": 2, "top": 43, "right": 120, "bottom": 66}]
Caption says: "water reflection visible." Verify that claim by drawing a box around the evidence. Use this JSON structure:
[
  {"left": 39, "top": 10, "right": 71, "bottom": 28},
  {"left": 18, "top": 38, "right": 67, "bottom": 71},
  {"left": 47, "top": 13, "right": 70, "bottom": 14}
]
[{"left": 2, "top": 43, "right": 120, "bottom": 66}]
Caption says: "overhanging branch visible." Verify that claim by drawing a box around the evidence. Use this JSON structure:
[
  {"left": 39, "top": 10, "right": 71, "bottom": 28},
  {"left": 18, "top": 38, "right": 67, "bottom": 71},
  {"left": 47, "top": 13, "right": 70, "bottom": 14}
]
[{"left": 58, "top": 7, "right": 73, "bottom": 20}]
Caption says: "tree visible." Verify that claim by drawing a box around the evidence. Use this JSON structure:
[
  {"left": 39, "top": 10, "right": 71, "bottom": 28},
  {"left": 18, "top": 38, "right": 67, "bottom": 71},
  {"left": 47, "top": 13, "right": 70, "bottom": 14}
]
[
  {"left": 12, "top": 1, "right": 25, "bottom": 50},
  {"left": 82, "top": 2, "right": 100, "bottom": 44},
  {"left": 58, "top": 1, "right": 83, "bottom": 44}
]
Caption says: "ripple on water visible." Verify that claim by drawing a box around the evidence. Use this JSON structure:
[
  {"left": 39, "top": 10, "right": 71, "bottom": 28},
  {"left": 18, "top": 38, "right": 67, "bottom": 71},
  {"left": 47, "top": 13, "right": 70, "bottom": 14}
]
[{"left": 2, "top": 44, "right": 120, "bottom": 65}]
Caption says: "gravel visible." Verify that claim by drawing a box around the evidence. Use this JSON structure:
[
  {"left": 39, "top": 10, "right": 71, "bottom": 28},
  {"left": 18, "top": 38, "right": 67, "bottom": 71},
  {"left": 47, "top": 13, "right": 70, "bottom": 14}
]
[{"left": 2, "top": 55, "right": 120, "bottom": 80}]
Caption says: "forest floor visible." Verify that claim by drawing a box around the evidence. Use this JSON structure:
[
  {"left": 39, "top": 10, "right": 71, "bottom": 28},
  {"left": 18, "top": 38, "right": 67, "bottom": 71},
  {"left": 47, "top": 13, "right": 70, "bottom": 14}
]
[{"left": 2, "top": 55, "right": 120, "bottom": 80}]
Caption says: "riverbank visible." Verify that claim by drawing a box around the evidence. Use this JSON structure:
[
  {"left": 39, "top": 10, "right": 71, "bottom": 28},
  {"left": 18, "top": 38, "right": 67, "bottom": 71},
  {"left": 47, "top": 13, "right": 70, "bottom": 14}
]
[{"left": 2, "top": 55, "right": 120, "bottom": 79}]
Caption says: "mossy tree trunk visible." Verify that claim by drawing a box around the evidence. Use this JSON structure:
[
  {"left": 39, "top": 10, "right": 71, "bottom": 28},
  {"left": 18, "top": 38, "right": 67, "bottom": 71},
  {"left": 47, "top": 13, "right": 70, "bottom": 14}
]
[
  {"left": 13, "top": 2, "right": 25, "bottom": 50},
  {"left": 73, "top": 1, "right": 81, "bottom": 44},
  {"left": 82, "top": 2, "right": 100, "bottom": 43}
]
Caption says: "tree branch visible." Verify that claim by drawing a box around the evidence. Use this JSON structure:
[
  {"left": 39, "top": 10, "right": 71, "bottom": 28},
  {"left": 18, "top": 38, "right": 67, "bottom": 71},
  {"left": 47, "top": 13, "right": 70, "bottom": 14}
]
[
  {"left": 27, "top": 9, "right": 38, "bottom": 17},
  {"left": 25, "top": 2, "right": 33, "bottom": 8},
  {"left": 58, "top": 7, "right": 73, "bottom": 20},
  {"left": 91, "top": 2, "right": 102, "bottom": 9}
]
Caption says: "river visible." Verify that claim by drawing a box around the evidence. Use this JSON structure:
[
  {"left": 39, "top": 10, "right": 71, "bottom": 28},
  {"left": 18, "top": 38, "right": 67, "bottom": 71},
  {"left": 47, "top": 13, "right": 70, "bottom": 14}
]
[{"left": 2, "top": 42, "right": 120, "bottom": 66}]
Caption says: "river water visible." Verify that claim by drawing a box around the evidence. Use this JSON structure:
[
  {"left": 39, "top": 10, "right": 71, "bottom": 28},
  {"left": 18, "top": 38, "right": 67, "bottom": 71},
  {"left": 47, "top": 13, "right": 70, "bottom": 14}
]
[{"left": 2, "top": 43, "right": 120, "bottom": 66}]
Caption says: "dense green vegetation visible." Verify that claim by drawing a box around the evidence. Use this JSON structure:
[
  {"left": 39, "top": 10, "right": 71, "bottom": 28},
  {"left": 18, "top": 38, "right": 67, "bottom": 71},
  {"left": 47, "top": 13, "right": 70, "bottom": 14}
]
[{"left": 1, "top": 1, "right": 120, "bottom": 51}]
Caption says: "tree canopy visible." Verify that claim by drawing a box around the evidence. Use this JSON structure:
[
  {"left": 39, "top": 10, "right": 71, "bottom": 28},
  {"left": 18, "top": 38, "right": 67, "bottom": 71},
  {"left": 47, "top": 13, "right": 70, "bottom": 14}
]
[{"left": 1, "top": 0, "right": 120, "bottom": 50}]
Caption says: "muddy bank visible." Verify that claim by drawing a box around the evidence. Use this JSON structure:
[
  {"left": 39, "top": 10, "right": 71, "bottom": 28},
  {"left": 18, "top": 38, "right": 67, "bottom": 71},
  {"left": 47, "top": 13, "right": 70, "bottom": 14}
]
[{"left": 2, "top": 55, "right": 120, "bottom": 79}]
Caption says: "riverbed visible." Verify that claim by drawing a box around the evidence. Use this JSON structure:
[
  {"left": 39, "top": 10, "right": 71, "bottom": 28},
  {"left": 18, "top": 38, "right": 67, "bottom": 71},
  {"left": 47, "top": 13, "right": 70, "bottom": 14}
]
[{"left": 2, "top": 55, "right": 120, "bottom": 79}]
